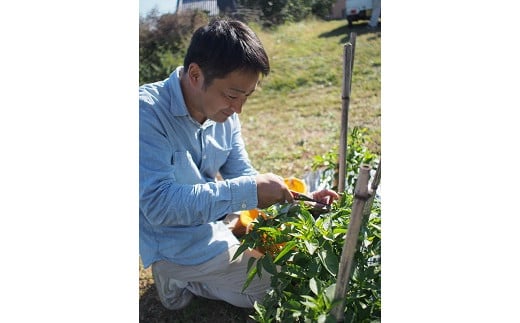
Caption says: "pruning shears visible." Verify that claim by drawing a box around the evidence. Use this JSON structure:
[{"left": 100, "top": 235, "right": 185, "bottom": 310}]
[{"left": 289, "top": 190, "right": 331, "bottom": 211}]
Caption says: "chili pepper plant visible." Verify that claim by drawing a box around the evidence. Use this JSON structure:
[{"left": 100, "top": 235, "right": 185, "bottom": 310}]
[{"left": 233, "top": 127, "right": 381, "bottom": 322}]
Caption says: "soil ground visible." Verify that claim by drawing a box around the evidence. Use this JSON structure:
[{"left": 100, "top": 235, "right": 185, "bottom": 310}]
[{"left": 139, "top": 261, "right": 257, "bottom": 322}]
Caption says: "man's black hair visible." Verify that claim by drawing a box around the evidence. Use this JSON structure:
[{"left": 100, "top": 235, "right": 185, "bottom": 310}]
[{"left": 183, "top": 18, "right": 270, "bottom": 86}]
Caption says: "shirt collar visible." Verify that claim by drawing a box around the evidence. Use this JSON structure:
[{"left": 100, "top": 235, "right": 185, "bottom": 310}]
[
  {"left": 169, "top": 66, "right": 190, "bottom": 117},
  {"left": 169, "top": 66, "right": 215, "bottom": 129}
]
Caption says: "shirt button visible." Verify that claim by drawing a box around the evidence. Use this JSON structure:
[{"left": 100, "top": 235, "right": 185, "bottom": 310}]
[{"left": 241, "top": 202, "right": 247, "bottom": 209}]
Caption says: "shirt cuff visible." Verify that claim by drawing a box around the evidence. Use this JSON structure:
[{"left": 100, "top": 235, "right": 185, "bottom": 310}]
[{"left": 228, "top": 175, "right": 258, "bottom": 211}]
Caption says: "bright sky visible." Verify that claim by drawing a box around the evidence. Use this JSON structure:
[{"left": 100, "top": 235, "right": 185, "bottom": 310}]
[{"left": 139, "top": 0, "right": 178, "bottom": 16}]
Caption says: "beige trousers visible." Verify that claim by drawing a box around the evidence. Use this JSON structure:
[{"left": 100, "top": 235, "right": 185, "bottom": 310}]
[
  {"left": 152, "top": 244, "right": 270, "bottom": 309},
  {"left": 152, "top": 214, "right": 271, "bottom": 309}
]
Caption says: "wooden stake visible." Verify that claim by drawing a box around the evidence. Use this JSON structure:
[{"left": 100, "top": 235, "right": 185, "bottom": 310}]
[
  {"left": 348, "top": 33, "right": 357, "bottom": 92},
  {"left": 331, "top": 165, "right": 372, "bottom": 322},
  {"left": 337, "top": 43, "right": 352, "bottom": 193},
  {"left": 338, "top": 32, "right": 356, "bottom": 193}
]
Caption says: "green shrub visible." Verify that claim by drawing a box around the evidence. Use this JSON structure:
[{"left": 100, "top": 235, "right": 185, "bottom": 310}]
[
  {"left": 312, "top": 127, "right": 378, "bottom": 193},
  {"left": 238, "top": 0, "right": 337, "bottom": 24},
  {"left": 234, "top": 128, "right": 381, "bottom": 322},
  {"left": 139, "top": 10, "right": 210, "bottom": 85},
  {"left": 234, "top": 195, "right": 380, "bottom": 322}
]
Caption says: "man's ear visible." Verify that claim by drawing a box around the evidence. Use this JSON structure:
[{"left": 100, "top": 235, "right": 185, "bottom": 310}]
[{"left": 187, "top": 63, "right": 204, "bottom": 87}]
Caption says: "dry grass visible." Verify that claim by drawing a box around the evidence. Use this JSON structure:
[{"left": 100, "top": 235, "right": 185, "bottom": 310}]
[{"left": 242, "top": 18, "right": 381, "bottom": 177}]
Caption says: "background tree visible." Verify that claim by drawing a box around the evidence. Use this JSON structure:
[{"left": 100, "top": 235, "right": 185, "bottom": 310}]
[
  {"left": 237, "top": 0, "right": 336, "bottom": 24},
  {"left": 139, "top": 10, "right": 209, "bottom": 85}
]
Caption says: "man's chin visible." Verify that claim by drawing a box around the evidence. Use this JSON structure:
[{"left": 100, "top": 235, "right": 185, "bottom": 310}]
[
  {"left": 210, "top": 113, "right": 232, "bottom": 123},
  {"left": 208, "top": 117, "right": 225, "bottom": 123}
]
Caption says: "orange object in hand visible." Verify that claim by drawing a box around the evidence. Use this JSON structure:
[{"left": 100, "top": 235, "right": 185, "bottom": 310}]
[
  {"left": 235, "top": 177, "right": 306, "bottom": 236},
  {"left": 284, "top": 177, "right": 307, "bottom": 194},
  {"left": 239, "top": 209, "right": 268, "bottom": 231}
]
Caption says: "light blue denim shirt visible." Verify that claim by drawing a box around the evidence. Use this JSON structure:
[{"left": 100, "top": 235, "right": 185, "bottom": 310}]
[{"left": 139, "top": 67, "right": 259, "bottom": 268}]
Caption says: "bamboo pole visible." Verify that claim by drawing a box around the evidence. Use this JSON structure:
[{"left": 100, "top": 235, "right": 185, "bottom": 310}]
[
  {"left": 348, "top": 33, "right": 357, "bottom": 90},
  {"left": 337, "top": 32, "right": 356, "bottom": 193},
  {"left": 337, "top": 43, "right": 352, "bottom": 193},
  {"left": 331, "top": 165, "right": 372, "bottom": 322}
]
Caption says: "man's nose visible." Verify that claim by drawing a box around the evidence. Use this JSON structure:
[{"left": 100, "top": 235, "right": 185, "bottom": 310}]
[{"left": 230, "top": 98, "right": 246, "bottom": 114}]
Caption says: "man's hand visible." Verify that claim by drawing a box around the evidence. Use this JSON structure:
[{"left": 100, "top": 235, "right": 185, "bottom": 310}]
[
  {"left": 310, "top": 189, "right": 340, "bottom": 205},
  {"left": 255, "top": 173, "right": 294, "bottom": 209}
]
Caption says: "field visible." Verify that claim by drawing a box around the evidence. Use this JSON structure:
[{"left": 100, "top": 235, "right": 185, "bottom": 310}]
[{"left": 140, "top": 17, "right": 380, "bottom": 322}]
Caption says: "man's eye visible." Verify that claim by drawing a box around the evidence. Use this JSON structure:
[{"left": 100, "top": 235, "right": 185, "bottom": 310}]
[{"left": 227, "top": 95, "right": 238, "bottom": 100}]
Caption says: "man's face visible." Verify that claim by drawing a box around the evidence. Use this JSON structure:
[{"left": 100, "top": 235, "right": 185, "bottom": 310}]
[{"left": 195, "top": 69, "right": 260, "bottom": 123}]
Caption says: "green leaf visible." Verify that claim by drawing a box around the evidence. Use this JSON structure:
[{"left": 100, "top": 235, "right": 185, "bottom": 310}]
[
  {"left": 256, "top": 256, "right": 263, "bottom": 278},
  {"left": 306, "top": 257, "right": 320, "bottom": 277},
  {"left": 273, "top": 240, "right": 297, "bottom": 263},
  {"left": 242, "top": 263, "right": 258, "bottom": 292},
  {"left": 317, "top": 314, "right": 329, "bottom": 323},
  {"left": 259, "top": 226, "right": 281, "bottom": 236},
  {"left": 286, "top": 299, "right": 302, "bottom": 310},
  {"left": 300, "top": 295, "right": 318, "bottom": 309},
  {"left": 324, "top": 283, "right": 336, "bottom": 303},
  {"left": 318, "top": 249, "right": 339, "bottom": 276},
  {"left": 232, "top": 243, "right": 249, "bottom": 261},
  {"left": 262, "top": 253, "right": 278, "bottom": 275},
  {"left": 246, "top": 255, "right": 257, "bottom": 272},
  {"left": 304, "top": 240, "right": 318, "bottom": 255},
  {"left": 333, "top": 228, "right": 347, "bottom": 236},
  {"left": 309, "top": 277, "right": 319, "bottom": 295}
]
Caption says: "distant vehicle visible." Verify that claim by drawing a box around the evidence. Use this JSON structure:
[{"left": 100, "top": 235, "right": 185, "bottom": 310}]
[{"left": 344, "top": 0, "right": 373, "bottom": 26}]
